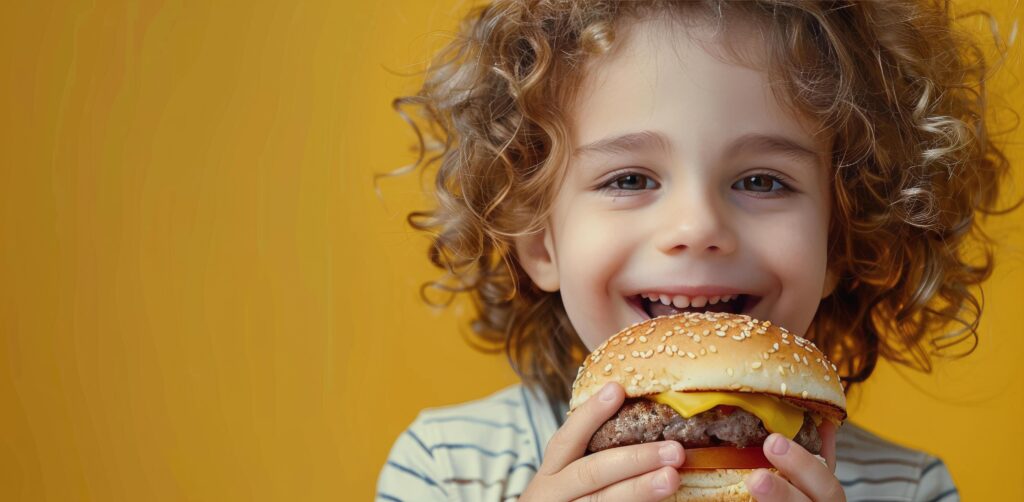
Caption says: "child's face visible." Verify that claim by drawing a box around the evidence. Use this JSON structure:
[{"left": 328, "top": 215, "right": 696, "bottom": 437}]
[{"left": 516, "top": 17, "right": 835, "bottom": 351}]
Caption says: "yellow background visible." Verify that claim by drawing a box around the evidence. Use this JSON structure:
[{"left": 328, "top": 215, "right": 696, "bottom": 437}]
[{"left": 1, "top": 1, "right": 1020, "bottom": 500}]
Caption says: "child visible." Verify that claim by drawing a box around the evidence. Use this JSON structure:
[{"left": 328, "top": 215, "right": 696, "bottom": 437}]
[{"left": 377, "top": 0, "right": 1013, "bottom": 500}]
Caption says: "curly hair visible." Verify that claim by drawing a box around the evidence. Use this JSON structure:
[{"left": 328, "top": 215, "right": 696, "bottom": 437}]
[{"left": 382, "top": 0, "right": 1019, "bottom": 407}]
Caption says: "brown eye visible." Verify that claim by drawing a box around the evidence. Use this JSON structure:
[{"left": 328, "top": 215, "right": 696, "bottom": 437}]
[
  {"left": 610, "top": 173, "right": 657, "bottom": 191},
  {"left": 733, "top": 174, "right": 784, "bottom": 193}
]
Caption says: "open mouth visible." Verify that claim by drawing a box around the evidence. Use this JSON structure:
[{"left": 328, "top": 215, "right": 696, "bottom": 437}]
[{"left": 629, "top": 293, "right": 760, "bottom": 319}]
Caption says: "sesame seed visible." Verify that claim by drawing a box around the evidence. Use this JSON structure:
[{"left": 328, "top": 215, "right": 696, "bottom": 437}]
[
  {"left": 762, "top": 352, "right": 770, "bottom": 360},
  {"left": 631, "top": 351, "right": 640, "bottom": 357},
  {"left": 639, "top": 335, "right": 648, "bottom": 343},
  {"left": 624, "top": 366, "right": 635, "bottom": 373},
  {"left": 699, "top": 348, "right": 707, "bottom": 356},
  {"left": 656, "top": 344, "right": 665, "bottom": 353},
  {"left": 603, "top": 364, "right": 613, "bottom": 373},
  {"left": 730, "top": 383, "right": 742, "bottom": 390},
  {"left": 731, "top": 334, "right": 744, "bottom": 341},
  {"left": 751, "top": 361, "right": 763, "bottom": 369},
  {"left": 802, "top": 356, "right": 809, "bottom": 365},
  {"left": 801, "top": 391, "right": 809, "bottom": 399},
  {"left": 618, "top": 354, "right": 625, "bottom": 361},
  {"left": 709, "top": 345, "right": 718, "bottom": 353},
  {"left": 692, "top": 336, "right": 701, "bottom": 344},
  {"left": 703, "top": 330, "right": 711, "bottom": 336},
  {"left": 772, "top": 343, "right": 779, "bottom": 351},
  {"left": 626, "top": 337, "right": 635, "bottom": 345},
  {"left": 726, "top": 368, "right": 734, "bottom": 376},
  {"left": 780, "top": 383, "right": 787, "bottom": 395},
  {"left": 778, "top": 366, "right": 786, "bottom": 376},
  {"left": 824, "top": 375, "right": 831, "bottom": 382},
  {"left": 686, "top": 352, "right": 696, "bottom": 359},
  {"left": 793, "top": 353, "right": 801, "bottom": 362}
]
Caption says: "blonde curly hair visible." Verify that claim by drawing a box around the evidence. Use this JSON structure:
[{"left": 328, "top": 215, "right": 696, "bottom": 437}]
[{"left": 383, "top": 0, "right": 1018, "bottom": 406}]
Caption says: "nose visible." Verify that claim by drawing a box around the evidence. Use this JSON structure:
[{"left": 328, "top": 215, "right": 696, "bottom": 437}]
[{"left": 652, "top": 190, "right": 738, "bottom": 256}]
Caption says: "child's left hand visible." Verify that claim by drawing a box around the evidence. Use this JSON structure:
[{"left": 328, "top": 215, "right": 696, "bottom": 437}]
[{"left": 744, "top": 422, "right": 846, "bottom": 501}]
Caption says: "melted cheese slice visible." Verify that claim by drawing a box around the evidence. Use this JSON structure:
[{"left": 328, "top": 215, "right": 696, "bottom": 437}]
[{"left": 650, "top": 391, "right": 805, "bottom": 439}]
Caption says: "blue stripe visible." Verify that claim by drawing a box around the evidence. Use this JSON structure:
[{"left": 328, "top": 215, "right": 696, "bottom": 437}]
[
  {"left": 421, "top": 416, "right": 527, "bottom": 434},
  {"left": 920, "top": 459, "right": 944, "bottom": 478},
  {"left": 839, "top": 475, "right": 917, "bottom": 487},
  {"left": 925, "top": 488, "right": 958, "bottom": 502},
  {"left": 507, "top": 462, "right": 537, "bottom": 477},
  {"left": 405, "top": 430, "right": 433, "bottom": 459},
  {"left": 431, "top": 443, "right": 519, "bottom": 458},
  {"left": 385, "top": 461, "right": 446, "bottom": 494},
  {"left": 376, "top": 493, "right": 403, "bottom": 502},
  {"left": 521, "top": 386, "right": 544, "bottom": 463}
]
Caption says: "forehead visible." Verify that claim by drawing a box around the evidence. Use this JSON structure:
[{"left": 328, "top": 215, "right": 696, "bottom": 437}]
[{"left": 568, "top": 15, "right": 826, "bottom": 156}]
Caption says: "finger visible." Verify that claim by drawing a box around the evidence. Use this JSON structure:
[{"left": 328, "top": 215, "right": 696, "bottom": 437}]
[
  {"left": 539, "top": 382, "right": 625, "bottom": 475},
  {"left": 818, "top": 421, "right": 838, "bottom": 473},
  {"left": 575, "top": 465, "right": 680, "bottom": 502},
  {"left": 550, "top": 441, "right": 684, "bottom": 500},
  {"left": 761, "top": 434, "right": 846, "bottom": 501},
  {"left": 744, "top": 469, "right": 812, "bottom": 502}
]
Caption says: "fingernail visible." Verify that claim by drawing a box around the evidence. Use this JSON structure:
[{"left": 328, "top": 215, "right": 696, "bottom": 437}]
[
  {"left": 748, "top": 469, "right": 771, "bottom": 494},
  {"left": 652, "top": 469, "right": 670, "bottom": 490},
  {"left": 599, "top": 383, "right": 617, "bottom": 402},
  {"left": 769, "top": 434, "right": 790, "bottom": 455},
  {"left": 659, "top": 443, "right": 680, "bottom": 463}
]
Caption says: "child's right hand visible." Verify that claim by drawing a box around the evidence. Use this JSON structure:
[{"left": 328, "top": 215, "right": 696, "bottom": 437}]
[{"left": 519, "top": 382, "right": 685, "bottom": 501}]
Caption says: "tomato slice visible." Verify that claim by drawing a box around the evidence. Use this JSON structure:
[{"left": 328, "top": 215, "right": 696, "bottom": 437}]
[{"left": 681, "top": 447, "right": 773, "bottom": 470}]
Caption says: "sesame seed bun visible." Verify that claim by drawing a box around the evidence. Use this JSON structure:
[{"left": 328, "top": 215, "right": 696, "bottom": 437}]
[{"left": 569, "top": 312, "right": 847, "bottom": 421}]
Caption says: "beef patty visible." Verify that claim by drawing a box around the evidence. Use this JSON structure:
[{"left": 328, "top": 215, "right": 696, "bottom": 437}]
[{"left": 587, "top": 399, "right": 822, "bottom": 455}]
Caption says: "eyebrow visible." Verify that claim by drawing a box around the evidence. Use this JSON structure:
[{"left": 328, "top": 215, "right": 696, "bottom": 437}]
[
  {"left": 572, "top": 130, "right": 671, "bottom": 159},
  {"left": 727, "top": 133, "right": 822, "bottom": 166},
  {"left": 572, "top": 130, "right": 822, "bottom": 166}
]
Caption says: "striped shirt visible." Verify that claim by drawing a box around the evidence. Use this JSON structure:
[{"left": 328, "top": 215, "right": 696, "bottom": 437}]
[{"left": 376, "top": 384, "right": 958, "bottom": 501}]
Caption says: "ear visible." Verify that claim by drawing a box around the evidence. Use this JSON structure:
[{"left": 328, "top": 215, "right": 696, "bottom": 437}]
[
  {"left": 514, "top": 228, "right": 560, "bottom": 292},
  {"left": 821, "top": 267, "right": 839, "bottom": 299}
]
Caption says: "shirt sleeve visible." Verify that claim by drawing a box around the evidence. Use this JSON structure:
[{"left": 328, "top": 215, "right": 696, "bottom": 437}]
[
  {"left": 376, "top": 415, "right": 450, "bottom": 502},
  {"left": 910, "top": 456, "right": 959, "bottom": 502}
]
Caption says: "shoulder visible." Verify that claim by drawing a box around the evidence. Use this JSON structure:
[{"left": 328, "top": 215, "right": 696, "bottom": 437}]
[
  {"left": 376, "top": 384, "right": 555, "bottom": 501},
  {"left": 835, "top": 422, "right": 958, "bottom": 502}
]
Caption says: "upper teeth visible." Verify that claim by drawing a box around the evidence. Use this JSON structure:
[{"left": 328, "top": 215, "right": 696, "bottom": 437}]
[{"left": 640, "top": 293, "right": 739, "bottom": 309}]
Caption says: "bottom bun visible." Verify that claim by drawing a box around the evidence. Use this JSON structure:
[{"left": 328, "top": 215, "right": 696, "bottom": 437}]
[{"left": 659, "top": 468, "right": 777, "bottom": 502}]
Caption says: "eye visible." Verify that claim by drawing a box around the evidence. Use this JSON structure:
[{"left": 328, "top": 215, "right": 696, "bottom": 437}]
[
  {"left": 601, "top": 172, "right": 659, "bottom": 192},
  {"left": 731, "top": 173, "right": 790, "bottom": 194}
]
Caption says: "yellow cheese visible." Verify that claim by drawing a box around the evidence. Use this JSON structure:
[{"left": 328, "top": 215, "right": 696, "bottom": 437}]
[{"left": 650, "top": 391, "right": 805, "bottom": 439}]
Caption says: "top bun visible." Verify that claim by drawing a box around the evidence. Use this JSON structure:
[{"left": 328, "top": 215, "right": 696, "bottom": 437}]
[{"left": 569, "top": 312, "right": 846, "bottom": 421}]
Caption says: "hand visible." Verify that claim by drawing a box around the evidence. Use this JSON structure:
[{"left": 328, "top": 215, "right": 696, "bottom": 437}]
[
  {"left": 744, "top": 422, "right": 845, "bottom": 501},
  {"left": 519, "top": 382, "right": 686, "bottom": 501}
]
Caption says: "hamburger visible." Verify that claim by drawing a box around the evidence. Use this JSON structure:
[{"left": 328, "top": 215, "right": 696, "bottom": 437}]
[{"left": 569, "top": 312, "right": 846, "bottom": 501}]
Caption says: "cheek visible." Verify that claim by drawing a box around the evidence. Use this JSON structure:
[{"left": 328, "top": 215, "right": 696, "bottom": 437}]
[
  {"left": 749, "top": 207, "right": 830, "bottom": 330},
  {"left": 553, "top": 211, "right": 636, "bottom": 349}
]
